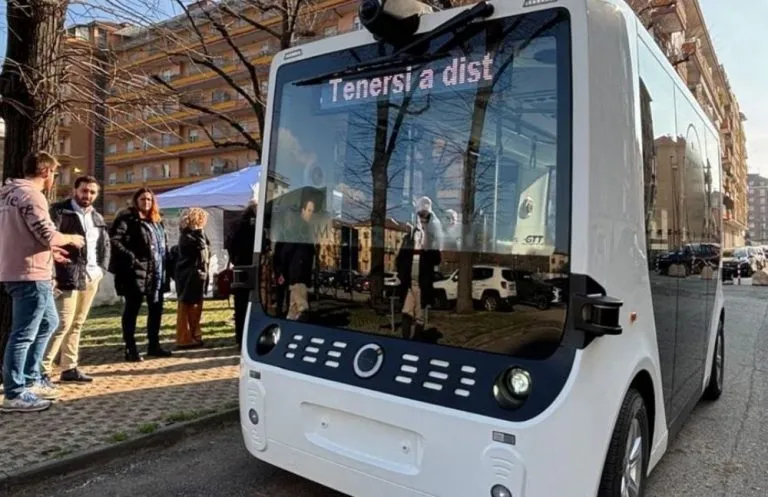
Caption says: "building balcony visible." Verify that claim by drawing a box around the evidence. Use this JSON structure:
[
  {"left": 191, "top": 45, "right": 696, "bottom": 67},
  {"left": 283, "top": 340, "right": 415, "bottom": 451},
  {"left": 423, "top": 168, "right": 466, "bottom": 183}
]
[
  {"left": 106, "top": 98, "right": 253, "bottom": 134},
  {"left": 104, "top": 168, "right": 243, "bottom": 194},
  {"left": 106, "top": 131, "right": 259, "bottom": 166},
  {"left": 109, "top": 54, "right": 273, "bottom": 105},
  {"left": 649, "top": 0, "right": 687, "bottom": 34},
  {"left": 683, "top": 38, "right": 715, "bottom": 99}
]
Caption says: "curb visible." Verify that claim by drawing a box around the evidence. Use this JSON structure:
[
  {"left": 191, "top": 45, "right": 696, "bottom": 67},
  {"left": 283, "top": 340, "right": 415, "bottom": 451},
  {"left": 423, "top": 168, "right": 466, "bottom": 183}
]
[{"left": 0, "top": 407, "right": 240, "bottom": 494}]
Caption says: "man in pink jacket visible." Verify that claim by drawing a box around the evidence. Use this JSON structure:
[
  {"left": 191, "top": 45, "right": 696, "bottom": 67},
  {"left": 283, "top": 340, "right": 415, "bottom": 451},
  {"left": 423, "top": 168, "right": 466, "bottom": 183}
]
[{"left": 0, "top": 151, "right": 84, "bottom": 412}]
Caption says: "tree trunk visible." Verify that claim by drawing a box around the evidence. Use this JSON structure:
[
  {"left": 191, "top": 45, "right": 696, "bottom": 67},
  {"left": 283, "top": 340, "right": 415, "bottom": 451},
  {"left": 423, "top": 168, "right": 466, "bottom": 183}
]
[
  {"left": 456, "top": 89, "right": 491, "bottom": 313},
  {"left": 0, "top": 0, "right": 68, "bottom": 376},
  {"left": 369, "top": 100, "right": 390, "bottom": 306}
]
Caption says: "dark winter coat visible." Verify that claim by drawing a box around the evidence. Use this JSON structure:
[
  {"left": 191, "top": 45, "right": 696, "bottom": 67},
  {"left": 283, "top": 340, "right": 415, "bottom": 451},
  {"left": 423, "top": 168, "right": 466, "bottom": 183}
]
[
  {"left": 395, "top": 222, "right": 442, "bottom": 309},
  {"left": 174, "top": 228, "right": 211, "bottom": 303},
  {"left": 108, "top": 208, "right": 171, "bottom": 297},
  {"left": 273, "top": 214, "right": 315, "bottom": 287},
  {"left": 49, "top": 199, "right": 110, "bottom": 291},
  {"left": 225, "top": 205, "right": 256, "bottom": 267}
]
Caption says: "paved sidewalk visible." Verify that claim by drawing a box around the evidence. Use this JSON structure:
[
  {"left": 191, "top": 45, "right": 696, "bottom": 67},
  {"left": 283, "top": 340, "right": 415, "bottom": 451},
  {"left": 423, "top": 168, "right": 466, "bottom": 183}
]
[{"left": 0, "top": 298, "right": 239, "bottom": 475}]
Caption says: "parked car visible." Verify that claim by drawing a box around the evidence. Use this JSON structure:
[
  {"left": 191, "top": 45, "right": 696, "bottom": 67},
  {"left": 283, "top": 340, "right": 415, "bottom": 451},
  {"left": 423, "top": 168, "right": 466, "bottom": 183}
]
[
  {"left": 432, "top": 265, "right": 517, "bottom": 311},
  {"left": 502, "top": 269, "right": 560, "bottom": 310},
  {"left": 655, "top": 242, "right": 720, "bottom": 276},
  {"left": 722, "top": 247, "right": 758, "bottom": 279}
]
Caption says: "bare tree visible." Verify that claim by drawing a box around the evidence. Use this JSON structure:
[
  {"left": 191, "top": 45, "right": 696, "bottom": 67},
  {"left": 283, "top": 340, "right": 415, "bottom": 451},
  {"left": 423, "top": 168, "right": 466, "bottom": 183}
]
[
  {"left": 0, "top": 1, "right": 185, "bottom": 370},
  {"left": 0, "top": 0, "right": 69, "bottom": 378},
  {"left": 92, "top": 0, "right": 326, "bottom": 161}
]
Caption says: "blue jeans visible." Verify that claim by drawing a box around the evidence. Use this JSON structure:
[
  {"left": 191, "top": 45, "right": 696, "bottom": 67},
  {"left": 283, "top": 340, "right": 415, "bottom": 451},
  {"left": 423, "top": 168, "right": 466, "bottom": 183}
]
[{"left": 2, "top": 281, "right": 59, "bottom": 399}]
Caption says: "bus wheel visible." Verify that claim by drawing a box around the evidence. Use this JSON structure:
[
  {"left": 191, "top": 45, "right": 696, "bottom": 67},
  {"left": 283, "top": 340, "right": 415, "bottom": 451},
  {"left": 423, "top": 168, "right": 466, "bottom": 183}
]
[
  {"left": 598, "top": 388, "right": 649, "bottom": 497},
  {"left": 703, "top": 320, "right": 725, "bottom": 401}
]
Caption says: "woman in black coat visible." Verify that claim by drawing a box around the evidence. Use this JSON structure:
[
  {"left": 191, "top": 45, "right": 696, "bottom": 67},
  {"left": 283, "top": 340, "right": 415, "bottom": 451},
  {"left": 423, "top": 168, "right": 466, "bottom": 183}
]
[
  {"left": 174, "top": 207, "right": 211, "bottom": 349},
  {"left": 108, "top": 188, "right": 172, "bottom": 361}
]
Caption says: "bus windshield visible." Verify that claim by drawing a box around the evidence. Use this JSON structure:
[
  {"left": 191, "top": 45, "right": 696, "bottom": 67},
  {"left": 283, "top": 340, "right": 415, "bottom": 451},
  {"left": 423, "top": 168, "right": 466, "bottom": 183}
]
[{"left": 260, "top": 8, "right": 572, "bottom": 359}]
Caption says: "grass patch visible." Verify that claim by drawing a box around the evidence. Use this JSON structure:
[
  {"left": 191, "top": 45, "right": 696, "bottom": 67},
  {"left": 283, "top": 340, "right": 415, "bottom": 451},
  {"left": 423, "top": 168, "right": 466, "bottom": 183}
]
[
  {"left": 52, "top": 447, "right": 77, "bottom": 459},
  {"left": 82, "top": 299, "right": 236, "bottom": 348},
  {"left": 164, "top": 408, "right": 217, "bottom": 424},
  {"left": 109, "top": 431, "right": 128, "bottom": 443},
  {"left": 137, "top": 422, "right": 160, "bottom": 434}
]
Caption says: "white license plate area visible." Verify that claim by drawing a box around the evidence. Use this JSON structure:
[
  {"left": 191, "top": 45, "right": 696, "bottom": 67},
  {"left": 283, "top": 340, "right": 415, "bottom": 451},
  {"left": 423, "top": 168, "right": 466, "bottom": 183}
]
[{"left": 300, "top": 402, "right": 424, "bottom": 475}]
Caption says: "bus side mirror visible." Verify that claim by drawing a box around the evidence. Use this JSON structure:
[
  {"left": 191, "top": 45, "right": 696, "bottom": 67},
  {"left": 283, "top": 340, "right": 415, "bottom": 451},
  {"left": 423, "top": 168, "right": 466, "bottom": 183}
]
[
  {"left": 231, "top": 264, "right": 258, "bottom": 291},
  {"left": 573, "top": 294, "right": 623, "bottom": 337}
]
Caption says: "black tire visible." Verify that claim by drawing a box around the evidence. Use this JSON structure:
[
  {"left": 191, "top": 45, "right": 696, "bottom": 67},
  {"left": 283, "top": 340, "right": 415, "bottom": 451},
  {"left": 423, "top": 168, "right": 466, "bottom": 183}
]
[
  {"left": 481, "top": 291, "right": 501, "bottom": 312},
  {"left": 433, "top": 290, "right": 448, "bottom": 310},
  {"left": 535, "top": 294, "right": 550, "bottom": 310},
  {"left": 598, "top": 388, "right": 650, "bottom": 497},
  {"left": 703, "top": 319, "right": 724, "bottom": 401}
]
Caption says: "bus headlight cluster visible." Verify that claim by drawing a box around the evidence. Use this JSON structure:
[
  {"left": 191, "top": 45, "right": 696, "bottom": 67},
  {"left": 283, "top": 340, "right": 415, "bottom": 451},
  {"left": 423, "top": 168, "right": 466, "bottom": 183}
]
[
  {"left": 507, "top": 368, "right": 532, "bottom": 397},
  {"left": 491, "top": 484, "right": 512, "bottom": 497},
  {"left": 256, "top": 324, "right": 281, "bottom": 356},
  {"left": 493, "top": 366, "right": 532, "bottom": 409}
]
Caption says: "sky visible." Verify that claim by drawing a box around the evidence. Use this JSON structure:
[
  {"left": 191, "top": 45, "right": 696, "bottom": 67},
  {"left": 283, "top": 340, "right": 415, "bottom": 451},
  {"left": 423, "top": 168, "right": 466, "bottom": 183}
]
[{"left": 0, "top": 1, "right": 764, "bottom": 175}]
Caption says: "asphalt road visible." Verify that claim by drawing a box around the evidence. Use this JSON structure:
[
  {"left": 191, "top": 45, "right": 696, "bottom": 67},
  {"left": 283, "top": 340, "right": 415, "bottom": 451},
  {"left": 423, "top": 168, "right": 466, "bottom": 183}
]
[{"left": 10, "top": 284, "right": 768, "bottom": 497}]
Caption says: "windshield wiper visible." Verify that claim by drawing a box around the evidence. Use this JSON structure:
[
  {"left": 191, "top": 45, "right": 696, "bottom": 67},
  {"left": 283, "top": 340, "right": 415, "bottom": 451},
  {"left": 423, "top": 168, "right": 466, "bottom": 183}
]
[{"left": 295, "top": 0, "right": 494, "bottom": 86}]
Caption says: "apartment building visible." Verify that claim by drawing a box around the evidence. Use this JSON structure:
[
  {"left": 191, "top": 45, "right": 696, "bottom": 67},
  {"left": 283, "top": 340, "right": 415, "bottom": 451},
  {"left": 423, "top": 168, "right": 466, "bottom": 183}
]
[
  {"left": 55, "top": 21, "right": 127, "bottom": 210},
  {"left": 630, "top": 0, "right": 749, "bottom": 248},
  {"left": 747, "top": 174, "right": 768, "bottom": 245},
  {"left": 101, "top": 0, "right": 364, "bottom": 219}
]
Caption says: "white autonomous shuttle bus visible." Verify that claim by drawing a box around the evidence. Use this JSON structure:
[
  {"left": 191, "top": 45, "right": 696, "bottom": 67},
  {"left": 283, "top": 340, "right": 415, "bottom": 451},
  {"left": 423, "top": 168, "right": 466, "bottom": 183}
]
[{"left": 235, "top": 0, "right": 726, "bottom": 495}]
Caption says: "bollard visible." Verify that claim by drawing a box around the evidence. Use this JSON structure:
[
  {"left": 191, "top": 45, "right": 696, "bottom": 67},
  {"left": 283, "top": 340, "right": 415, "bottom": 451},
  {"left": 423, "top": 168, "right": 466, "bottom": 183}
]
[{"left": 737, "top": 267, "right": 741, "bottom": 285}]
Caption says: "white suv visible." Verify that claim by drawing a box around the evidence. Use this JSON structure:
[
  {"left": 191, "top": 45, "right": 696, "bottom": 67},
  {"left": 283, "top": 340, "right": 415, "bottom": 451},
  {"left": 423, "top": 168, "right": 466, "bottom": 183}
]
[{"left": 432, "top": 265, "right": 517, "bottom": 311}]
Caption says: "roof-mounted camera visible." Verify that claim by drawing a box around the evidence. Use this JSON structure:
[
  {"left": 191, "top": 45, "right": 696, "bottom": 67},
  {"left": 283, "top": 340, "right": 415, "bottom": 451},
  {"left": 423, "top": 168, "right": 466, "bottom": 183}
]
[{"left": 358, "top": 0, "right": 436, "bottom": 43}]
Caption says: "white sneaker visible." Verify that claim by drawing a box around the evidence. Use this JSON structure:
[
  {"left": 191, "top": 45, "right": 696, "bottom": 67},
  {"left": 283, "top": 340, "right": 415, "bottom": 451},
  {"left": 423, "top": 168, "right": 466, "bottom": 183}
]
[
  {"left": 1, "top": 390, "right": 52, "bottom": 412},
  {"left": 29, "top": 381, "right": 61, "bottom": 400}
]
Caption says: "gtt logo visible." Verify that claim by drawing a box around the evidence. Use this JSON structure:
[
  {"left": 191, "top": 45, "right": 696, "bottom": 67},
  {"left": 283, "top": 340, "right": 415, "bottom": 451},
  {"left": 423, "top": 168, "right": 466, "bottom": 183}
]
[{"left": 525, "top": 235, "right": 544, "bottom": 244}]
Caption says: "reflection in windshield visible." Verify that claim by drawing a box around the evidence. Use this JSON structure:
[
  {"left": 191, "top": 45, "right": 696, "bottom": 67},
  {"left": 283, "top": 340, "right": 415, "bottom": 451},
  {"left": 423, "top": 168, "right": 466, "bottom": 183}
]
[{"left": 259, "top": 9, "right": 572, "bottom": 359}]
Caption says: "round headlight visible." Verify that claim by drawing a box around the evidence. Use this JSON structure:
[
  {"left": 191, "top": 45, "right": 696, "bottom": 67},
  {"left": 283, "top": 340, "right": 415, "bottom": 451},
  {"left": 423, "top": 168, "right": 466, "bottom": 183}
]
[
  {"left": 256, "top": 324, "right": 281, "bottom": 355},
  {"left": 507, "top": 368, "right": 532, "bottom": 398},
  {"left": 493, "top": 366, "right": 532, "bottom": 409},
  {"left": 491, "top": 484, "right": 512, "bottom": 497}
]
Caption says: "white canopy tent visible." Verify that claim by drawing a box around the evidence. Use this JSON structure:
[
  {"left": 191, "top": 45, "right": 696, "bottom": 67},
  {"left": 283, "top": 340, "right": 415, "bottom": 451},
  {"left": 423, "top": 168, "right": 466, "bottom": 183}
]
[{"left": 155, "top": 165, "right": 262, "bottom": 210}]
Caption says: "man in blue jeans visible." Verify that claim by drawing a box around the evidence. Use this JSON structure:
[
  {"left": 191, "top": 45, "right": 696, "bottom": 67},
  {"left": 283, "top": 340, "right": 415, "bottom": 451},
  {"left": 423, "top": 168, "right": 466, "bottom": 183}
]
[{"left": 0, "top": 151, "right": 84, "bottom": 412}]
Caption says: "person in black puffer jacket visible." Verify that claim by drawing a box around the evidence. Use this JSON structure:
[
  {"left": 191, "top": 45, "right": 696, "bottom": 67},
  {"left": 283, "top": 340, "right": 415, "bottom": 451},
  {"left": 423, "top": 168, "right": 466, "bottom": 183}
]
[
  {"left": 273, "top": 197, "right": 316, "bottom": 321},
  {"left": 42, "top": 176, "right": 110, "bottom": 384},
  {"left": 174, "top": 207, "right": 211, "bottom": 349},
  {"left": 108, "top": 188, "right": 172, "bottom": 361}
]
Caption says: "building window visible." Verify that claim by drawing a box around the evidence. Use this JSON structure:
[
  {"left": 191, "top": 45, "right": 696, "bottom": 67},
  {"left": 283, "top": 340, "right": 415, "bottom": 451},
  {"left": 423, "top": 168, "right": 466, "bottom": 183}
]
[
  {"left": 74, "top": 26, "right": 90, "bottom": 40},
  {"left": 188, "top": 160, "right": 202, "bottom": 176},
  {"left": 212, "top": 89, "right": 231, "bottom": 104},
  {"left": 108, "top": 143, "right": 117, "bottom": 155},
  {"left": 107, "top": 200, "right": 117, "bottom": 214},
  {"left": 126, "top": 171, "right": 134, "bottom": 183},
  {"left": 108, "top": 172, "right": 117, "bottom": 185},
  {"left": 162, "top": 163, "right": 171, "bottom": 178},
  {"left": 188, "top": 129, "right": 199, "bottom": 142},
  {"left": 143, "top": 166, "right": 151, "bottom": 181}
]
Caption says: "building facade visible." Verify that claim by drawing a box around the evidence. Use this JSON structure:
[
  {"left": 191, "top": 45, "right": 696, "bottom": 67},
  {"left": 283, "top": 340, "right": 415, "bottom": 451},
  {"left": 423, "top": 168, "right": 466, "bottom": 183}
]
[
  {"left": 747, "top": 173, "right": 768, "bottom": 245},
  {"left": 55, "top": 21, "right": 127, "bottom": 210},
  {"left": 629, "top": 0, "right": 749, "bottom": 248}
]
